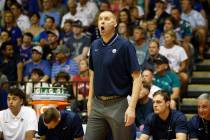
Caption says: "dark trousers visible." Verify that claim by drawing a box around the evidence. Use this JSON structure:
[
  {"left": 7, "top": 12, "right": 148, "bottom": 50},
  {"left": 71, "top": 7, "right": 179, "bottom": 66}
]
[{"left": 85, "top": 97, "right": 133, "bottom": 140}]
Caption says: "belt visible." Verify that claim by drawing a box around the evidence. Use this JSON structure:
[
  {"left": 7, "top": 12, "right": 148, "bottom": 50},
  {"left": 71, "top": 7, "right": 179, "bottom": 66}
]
[{"left": 96, "top": 96, "right": 122, "bottom": 101}]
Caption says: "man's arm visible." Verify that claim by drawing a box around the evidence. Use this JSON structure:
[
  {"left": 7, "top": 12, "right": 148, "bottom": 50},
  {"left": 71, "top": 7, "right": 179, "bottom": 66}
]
[
  {"left": 25, "top": 130, "right": 35, "bottom": 140},
  {"left": 138, "top": 134, "right": 150, "bottom": 140},
  {"left": 176, "top": 132, "right": 187, "bottom": 140},
  {"left": 87, "top": 70, "right": 94, "bottom": 116},
  {"left": 124, "top": 71, "right": 142, "bottom": 126}
]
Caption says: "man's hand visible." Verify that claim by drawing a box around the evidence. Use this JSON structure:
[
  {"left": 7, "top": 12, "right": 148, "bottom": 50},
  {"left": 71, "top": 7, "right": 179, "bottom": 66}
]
[
  {"left": 124, "top": 107, "right": 135, "bottom": 127},
  {"left": 87, "top": 99, "right": 92, "bottom": 116}
]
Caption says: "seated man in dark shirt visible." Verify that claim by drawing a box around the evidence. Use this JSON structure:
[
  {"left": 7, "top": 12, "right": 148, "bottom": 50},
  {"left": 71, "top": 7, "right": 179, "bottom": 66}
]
[
  {"left": 38, "top": 107, "right": 84, "bottom": 140},
  {"left": 138, "top": 90, "right": 188, "bottom": 140},
  {"left": 188, "top": 93, "right": 210, "bottom": 140}
]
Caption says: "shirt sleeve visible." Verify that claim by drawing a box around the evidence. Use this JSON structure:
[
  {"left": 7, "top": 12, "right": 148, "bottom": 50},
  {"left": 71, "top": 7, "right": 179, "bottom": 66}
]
[
  {"left": 175, "top": 113, "right": 188, "bottom": 134},
  {"left": 43, "top": 60, "right": 51, "bottom": 77},
  {"left": 142, "top": 113, "right": 153, "bottom": 136},
  {"left": 25, "top": 108, "right": 38, "bottom": 131}
]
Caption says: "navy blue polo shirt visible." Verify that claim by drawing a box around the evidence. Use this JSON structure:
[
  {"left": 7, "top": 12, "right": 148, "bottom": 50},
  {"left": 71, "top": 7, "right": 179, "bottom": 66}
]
[
  {"left": 143, "top": 110, "right": 188, "bottom": 140},
  {"left": 89, "top": 34, "right": 140, "bottom": 96},
  {"left": 38, "top": 110, "right": 84, "bottom": 140},
  {"left": 188, "top": 115, "right": 210, "bottom": 140}
]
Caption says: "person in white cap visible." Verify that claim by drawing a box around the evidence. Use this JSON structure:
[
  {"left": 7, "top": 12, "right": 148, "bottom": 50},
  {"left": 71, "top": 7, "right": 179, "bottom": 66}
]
[{"left": 23, "top": 46, "right": 51, "bottom": 82}]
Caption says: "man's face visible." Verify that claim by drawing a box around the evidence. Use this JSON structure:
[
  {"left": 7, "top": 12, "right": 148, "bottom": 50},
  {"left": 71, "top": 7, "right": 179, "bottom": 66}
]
[
  {"left": 72, "top": 26, "right": 83, "bottom": 35},
  {"left": 171, "top": 9, "right": 180, "bottom": 21},
  {"left": 32, "top": 51, "right": 42, "bottom": 62},
  {"left": 153, "top": 94, "right": 169, "bottom": 114},
  {"left": 181, "top": 0, "right": 191, "bottom": 12},
  {"left": 142, "top": 70, "right": 153, "bottom": 85},
  {"left": 55, "top": 52, "right": 66, "bottom": 62},
  {"left": 4, "top": 45, "right": 14, "bottom": 58},
  {"left": 4, "top": 12, "right": 13, "bottom": 24},
  {"left": 23, "top": 35, "right": 32, "bottom": 45},
  {"left": 98, "top": 11, "right": 117, "bottom": 36},
  {"left": 133, "top": 29, "right": 144, "bottom": 41},
  {"left": 47, "top": 34, "right": 58, "bottom": 44},
  {"left": 198, "top": 99, "right": 210, "bottom": 120},
  {"left": 43, "top": 0, "right": 52, "bottom": 10},
  {"left": 44, "top": 18, "right": 54, "bottom": 29},
  {"left": 7, "top": 94, "right": 23, "bottom": 113},
  {"left": 31, "top": 73, "right": 41, "bottom": 83},
  {"left": 148, "top": 42, "right": 159, "bottom": 56}
]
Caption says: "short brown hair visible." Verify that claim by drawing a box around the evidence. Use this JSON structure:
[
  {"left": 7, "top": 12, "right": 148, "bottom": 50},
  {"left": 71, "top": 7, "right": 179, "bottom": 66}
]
[
  {"left": 43, "top": 107, "right": 60, "bottom": 124},
  {"left": 153, "top": 90, "right": 170, "bottom": 102}
]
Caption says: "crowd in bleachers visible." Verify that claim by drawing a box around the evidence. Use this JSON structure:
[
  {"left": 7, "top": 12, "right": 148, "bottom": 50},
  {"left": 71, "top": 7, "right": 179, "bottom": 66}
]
[{"left": 0, "top": 0, "right": 210, "bottom": 139}]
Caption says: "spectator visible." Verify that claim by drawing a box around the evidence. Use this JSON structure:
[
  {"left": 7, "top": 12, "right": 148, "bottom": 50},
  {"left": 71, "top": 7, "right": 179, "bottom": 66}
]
[
  {"left": 117, "top": 22, "right": 130, "bottom": 39},
  {"left": 153, "top": 0, "right": 170, "bottom": 32},
  {"left": 23, "top": 46, "right": 51, "bottom": 82},
  {"left": 38, "top": 107, "right": 84, "bottom": 140},
  {"left": 39, "top": 16, "right": 59, "bottom": 46},
  {"left": 0, "top": 41, "right": 21, "bottom": 82},
  {"left": 77, "top": 0, "right": 99, "bottom": 26},
  {"left": 25, "top": 12, "right": 44, "bottom": 45},
  {"left": 42, "top": 30, "right": 60, "bottom": 63},
  {"left": 0, "top": 10, "right": 22, "bottom": 47},
  {"left": 188, "top": 93, "right": 210, "bottom": 140},
  {"left": 0, "top": 31, "right": 11, "bottom": 47},
  {"left": 60, "top": 0, "right": 88, "bottom": 28},
  {"left": 72, "top": 59, "right": 89, "bottom": 112},
  {"left": 153, "top": 55, "right": 181, "bottom": 109},
  {"left": 146, "top": 19, "right": 161, "bottom": 40},
  {"left": 25, "top": 68, "right": 49, "bottom": 99},
  {"left": 142, "top": 68, "right": 161, "bottom": 99},
  {"left": 142, "top": 39, "right": 162, "bottom": 71},
  {"left": 10, "top": 2, "right": 31, "bottom": 32},
  {"left": 131, "top": 26, "right": 149, "bottom": 66},
  {"left": 54, "top": 71, "right": 73, "bottom": 100},
  {"left": 0, "top": 88, "right": 38, "bottom": 140},
  {"left": 181, "top": 0, "right": 207, "bottom": 59},
  {"left": 65, "top": 20, "right": 91, "bottom": 63},
  {"left": 135, "top": 84, "right": 153, "bottom": 138},
  {"left": 62, "top": 19, "right": 73, "bottom": 43},
  {"left": 171, "top": 7, "right": 193, "bottom": 62},
  {"left": 160, "top": 30, "right": 188, "bottom": 94},
  {"left": 138, "top": 90, "right": 188, "bottom": 140},
  {"left": 39, "top": 0, "right": 61, "bottom": 26},
  {"left": 126, "top": 0, "right": 144, "bottom": 18},
  {"left": 51, "top": 45, "right": 79, "bottom": 84}
]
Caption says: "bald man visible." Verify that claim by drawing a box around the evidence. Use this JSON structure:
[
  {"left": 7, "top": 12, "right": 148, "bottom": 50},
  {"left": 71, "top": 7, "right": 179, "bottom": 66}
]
[{"left": 86, "top": 11, "right": 142, "bottom": 140}]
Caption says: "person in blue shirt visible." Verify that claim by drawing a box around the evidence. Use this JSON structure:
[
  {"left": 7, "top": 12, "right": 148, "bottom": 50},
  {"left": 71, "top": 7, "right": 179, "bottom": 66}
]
[
  {"left": 188, "top": 93, "right": 210, "bottom": 140},
  {"left": 38, "top": 107, "right": 84, "bottom": 140},
  {"left": 86, "top": 10, "right": 142, "bottom": 140},
  {"left": 138, "top": 90, "right": 188, "bottom": 140}
]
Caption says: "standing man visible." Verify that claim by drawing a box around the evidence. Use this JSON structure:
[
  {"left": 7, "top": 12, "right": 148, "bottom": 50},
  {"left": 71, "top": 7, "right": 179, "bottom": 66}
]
[
  {"left": 138, "top": 90, "right": 188, "bottom": 140},
  {"left": 0, "top": 88, "right": 38, "bottom": 140},
  {"left": 188, "top": 93, "right": 210, "bottom": 140},
  {"left": 38, "top": 107, "right": 84, "bottom": 140},
  {"left": 86, "top": 10, "right": 142, "bottom": 140}
]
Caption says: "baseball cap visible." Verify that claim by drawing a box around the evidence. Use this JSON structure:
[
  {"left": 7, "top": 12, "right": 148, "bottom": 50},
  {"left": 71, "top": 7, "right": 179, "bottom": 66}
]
[
  {"left": 46, "top": 30, "right": 59, "bottom": 37},
  {"left": 154, "top": 55, "right": 169, "bottom": 64},
  {"left": 53, "top": 45, "right": 70, "bottom": 55},
  {"left": 32, "top": 46, "right": 43, "bottom": 54},
  {"left": 72, "top": 20, "right": 83, "bottom": 28}
]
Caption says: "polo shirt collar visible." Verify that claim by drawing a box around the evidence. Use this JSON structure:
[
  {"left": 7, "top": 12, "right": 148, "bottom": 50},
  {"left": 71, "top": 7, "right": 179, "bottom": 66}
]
[
  {"left": 101, "top": 33, "right": 118, "bottom": 47},
  {"left": 8, "top": 107, "right": 23, "bottom": 120}
]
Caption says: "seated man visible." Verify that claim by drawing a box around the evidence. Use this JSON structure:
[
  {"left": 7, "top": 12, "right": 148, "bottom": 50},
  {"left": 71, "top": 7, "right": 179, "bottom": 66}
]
[
  {"left": 188, "top": 93, "right": 210, "bottom": 140},
  {"left": 138, "top": 90, "right": 188, "bottom": 140},
  {"left": 0, "top": 88, "right": 37, "bottom": 140},
  {"left": 38, "top": 107, "right": 84, "bottom": 140}
]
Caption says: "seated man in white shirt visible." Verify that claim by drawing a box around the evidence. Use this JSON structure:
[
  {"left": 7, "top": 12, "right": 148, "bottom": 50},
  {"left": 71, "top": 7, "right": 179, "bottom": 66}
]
[{"left": 0, "top": 88, "right": 38, "bottom": 140}]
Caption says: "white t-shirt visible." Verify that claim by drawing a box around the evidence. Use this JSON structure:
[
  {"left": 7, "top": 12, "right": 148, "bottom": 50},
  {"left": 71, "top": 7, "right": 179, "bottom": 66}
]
[
  {"left": 148, "top": 85, "right": 161, "bottom": 99},
  {"left": 0, "top": 106, "right": 38, "bottom": 140},
  {"left": 159, "top": 45, "right": 188, "bottom": 73}
]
